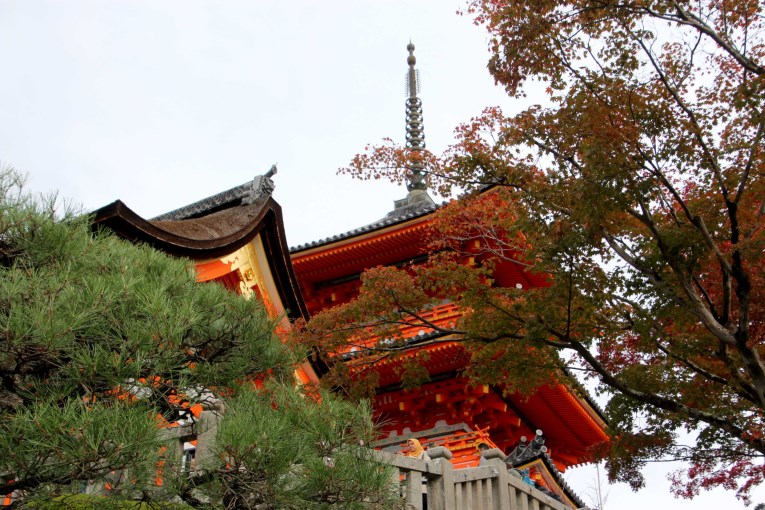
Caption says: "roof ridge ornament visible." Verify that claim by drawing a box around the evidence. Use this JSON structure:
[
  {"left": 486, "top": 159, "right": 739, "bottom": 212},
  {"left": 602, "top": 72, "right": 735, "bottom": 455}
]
[
  {"left": 405, "top": 42, "right": 427, "bottom": 192},
  {"left": 152, "top": 164, "right": 277, "bottom": 221},
  {"left": 242, "top": 164, "right": 277, "bottom": 205}
]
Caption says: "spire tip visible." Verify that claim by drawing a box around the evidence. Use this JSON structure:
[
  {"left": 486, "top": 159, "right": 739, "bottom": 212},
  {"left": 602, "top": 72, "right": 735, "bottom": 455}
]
[{"left": 404, "top": 42, "right": 426, "bottom": 192}]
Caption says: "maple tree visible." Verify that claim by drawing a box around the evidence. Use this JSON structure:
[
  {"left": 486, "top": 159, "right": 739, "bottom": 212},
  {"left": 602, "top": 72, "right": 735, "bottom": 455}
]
[{"left": 298, "top": 0, "right": 765, "bottom": 502}]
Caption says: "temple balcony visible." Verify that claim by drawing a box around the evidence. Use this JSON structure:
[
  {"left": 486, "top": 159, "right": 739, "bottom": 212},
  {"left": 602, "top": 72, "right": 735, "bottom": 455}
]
[{"left": 375, "top": 446, "right": 580, "bottom": 510}]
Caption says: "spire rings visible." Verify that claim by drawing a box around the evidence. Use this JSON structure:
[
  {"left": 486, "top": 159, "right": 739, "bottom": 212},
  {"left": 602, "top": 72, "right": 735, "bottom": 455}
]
[{"left": 405, "top": 97, "right": 425, "bottom": 150}]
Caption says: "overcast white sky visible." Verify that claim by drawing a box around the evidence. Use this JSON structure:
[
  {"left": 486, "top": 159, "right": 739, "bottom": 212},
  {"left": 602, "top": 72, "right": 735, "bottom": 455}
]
[{"left": 1, "top": 1, "right": 762, "bottom": 508}]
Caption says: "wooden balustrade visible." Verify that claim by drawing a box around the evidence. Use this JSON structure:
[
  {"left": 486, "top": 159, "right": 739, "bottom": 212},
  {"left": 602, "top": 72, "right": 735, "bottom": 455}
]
[
  {"left": 2, "top": 423, "right": 578, "bottom": 508},
  {"left": 373, "top": 446, "right": 576, "bottom": 510}
]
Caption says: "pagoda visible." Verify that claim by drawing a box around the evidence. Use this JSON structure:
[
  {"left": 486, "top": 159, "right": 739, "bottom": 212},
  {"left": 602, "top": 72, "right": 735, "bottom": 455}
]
[{"left": 290, "top": 44, "right": 608, "bottom": 506}]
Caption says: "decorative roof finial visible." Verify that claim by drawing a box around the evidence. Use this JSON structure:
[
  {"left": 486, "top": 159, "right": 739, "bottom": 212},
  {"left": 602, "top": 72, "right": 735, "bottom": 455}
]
[
  {"left": 383, "top": 43, "right": 436, "bottom": 219},
  {"left": 405, "top": 42, "right": 427, "bottom": 192}
]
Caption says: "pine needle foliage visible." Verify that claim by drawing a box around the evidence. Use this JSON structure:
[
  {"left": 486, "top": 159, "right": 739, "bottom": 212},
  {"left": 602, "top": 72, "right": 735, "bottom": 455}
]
[
  {"left": 0, "top": 168, "right": 397, "bottom": 508},
  {"left": 193, "top": 382, "right": 400, "bottom": 510}
]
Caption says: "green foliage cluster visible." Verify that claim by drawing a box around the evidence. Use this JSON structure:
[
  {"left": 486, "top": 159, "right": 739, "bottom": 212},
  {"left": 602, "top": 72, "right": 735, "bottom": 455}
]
[
  {"left": 324, "top": 0, "right": 765, "bottom": 501},
  {"left": 0, "top": 168, "right": 287, "bottom": 498},
  {"left": 187, "top": 382, "right": 399, "bottom": 510},
  {"left": 24, "top": 494, "right": 190, "bottom": 510},
  {"left": 0, "top": 168, "right": 396, "bottom": 508}
]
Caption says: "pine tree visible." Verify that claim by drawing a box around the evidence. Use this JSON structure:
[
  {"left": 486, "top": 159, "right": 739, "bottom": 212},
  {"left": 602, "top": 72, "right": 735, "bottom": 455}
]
[{"left": 0, "top": 168, "right": 398, "bottom": 508}]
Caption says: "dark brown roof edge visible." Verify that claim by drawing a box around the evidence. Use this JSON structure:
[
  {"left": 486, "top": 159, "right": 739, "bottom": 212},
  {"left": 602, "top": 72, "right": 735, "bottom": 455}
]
[
  {"left": 91, "top": 197, "right": 329, "bottom": 377},
  {"left": 90, "top": 198, "right": 310, "bottom": 322}
]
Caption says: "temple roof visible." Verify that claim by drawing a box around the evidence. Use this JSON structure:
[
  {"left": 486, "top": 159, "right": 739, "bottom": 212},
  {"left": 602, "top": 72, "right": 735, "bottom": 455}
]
[
  {"left": 516, "top": 453, "right": 586, "bottom": 509},
  {"left": 150, "top": 196, "right": 272, "bottom": 241},
  {"left": 290, "top": 198, "right": 440, "bottom": 253},
  {"left": 91, "top": 169, "right": 309, "bottom": 322},
  {"left": 151, "top": 166, "right": 277, "bottom": 222}
]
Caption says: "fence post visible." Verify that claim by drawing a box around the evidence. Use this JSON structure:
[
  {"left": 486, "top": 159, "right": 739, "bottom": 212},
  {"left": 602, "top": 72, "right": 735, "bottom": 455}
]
[
  {"left": 405, "top": 468, "right": 424, "bottom": 510},
  {"left": 427, "top": 446, "right": 455, "bottom": 510},
  {"left": 194, "top": 409, "right": 222, "bottom": 470},
  {"left": 483, "top": 448, "right": 511, "bottom": 510}
]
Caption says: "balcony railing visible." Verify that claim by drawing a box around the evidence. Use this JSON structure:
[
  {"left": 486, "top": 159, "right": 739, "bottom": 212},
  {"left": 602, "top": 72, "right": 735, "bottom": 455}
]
[{"left": 374, "top": 446, "right": 575, "bottom": 510}]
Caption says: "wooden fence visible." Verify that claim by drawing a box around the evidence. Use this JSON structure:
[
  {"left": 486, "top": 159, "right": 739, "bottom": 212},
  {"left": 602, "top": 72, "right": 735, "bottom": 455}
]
[{"left": 373, "top": 446, "right": 575, "bottom": 510}]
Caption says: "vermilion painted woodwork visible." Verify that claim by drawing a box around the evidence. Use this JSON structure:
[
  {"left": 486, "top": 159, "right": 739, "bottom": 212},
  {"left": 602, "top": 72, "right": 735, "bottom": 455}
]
[{"left": 291, "top": 209, "right": 608, "bottom": 472}]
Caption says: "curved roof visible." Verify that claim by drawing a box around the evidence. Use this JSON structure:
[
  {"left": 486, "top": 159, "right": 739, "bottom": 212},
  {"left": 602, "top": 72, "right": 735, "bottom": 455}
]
[
  {"left": 291, "top": 201, "right": 440, "bottom": 253},
  {"left": 91, "top": 193, "right": 308, "bottom": 322}
]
